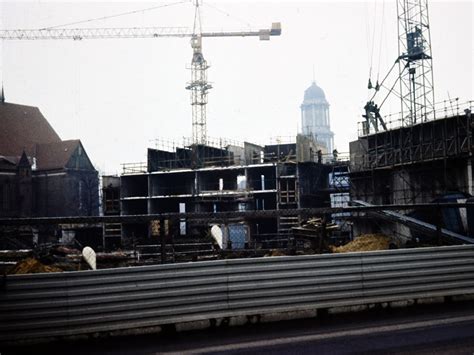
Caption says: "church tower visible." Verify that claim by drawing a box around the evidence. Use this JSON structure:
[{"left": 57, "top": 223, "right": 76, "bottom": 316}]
[{"left": 300, "top": 81, "right": 334, "bottom": 153}]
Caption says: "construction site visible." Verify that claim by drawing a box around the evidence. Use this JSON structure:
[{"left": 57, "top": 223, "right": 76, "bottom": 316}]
[
  {"left": 0, "top": 0, "right": 472, "bottom": 269},
  {"left": 2, "top": 1, "right": 474, "bottom": 351}
]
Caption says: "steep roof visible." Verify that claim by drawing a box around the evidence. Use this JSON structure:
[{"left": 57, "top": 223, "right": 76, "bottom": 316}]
[
  {"left": 35, "top": 140, "right": 81, "bottom": 171},
  {"left": 0, "top": 102, "right": 61, "bottom": 157}
]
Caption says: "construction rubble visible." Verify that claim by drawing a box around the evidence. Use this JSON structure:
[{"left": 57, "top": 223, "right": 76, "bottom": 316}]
[
  {"left": 7, "top": 258, "right": 63, "bottom": 275},
  {"left": 331, "top": 234, "right": 392, "bottom": 253}
]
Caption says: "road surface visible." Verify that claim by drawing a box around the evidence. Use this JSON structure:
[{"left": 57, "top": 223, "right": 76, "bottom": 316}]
[{"left": 4, "top": 299, "right": 474, "bottom": 354}]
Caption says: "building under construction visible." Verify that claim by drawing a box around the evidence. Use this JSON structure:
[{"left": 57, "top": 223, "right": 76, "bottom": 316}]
[
  {"left": 100, "top": 79, "right": 347, "bottom": 249},
  {"left": 348, "top": 0, "right": 473, "bottom": 241},
  {"left": 350, "top": 103, "right": 473, "bottom": 205},
  {"left": 106, "top": 135, "right": 348, "bottom": 249},
  {"left": 349, "top": 101, "right": 473, "bottom": 239}
]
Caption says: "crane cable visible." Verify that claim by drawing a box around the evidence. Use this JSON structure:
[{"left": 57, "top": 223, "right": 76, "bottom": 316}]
[
  {"left": 369, "top": 59, "right": 398, "bottom": 103},
  {"left": 376, "top": 1, "right": 386, "bottom": 84},
  {"left": 365, "top": 2, "right": 372, "bottom": 98},
  {"left": 368, "top": 0, "right": 378, "bottom": 82},
  {"left": 203, "top": 2, "right": 253, "bottom": 28},
  {"left": 41, "top": 0, "right": 189, "bottom": 30}
]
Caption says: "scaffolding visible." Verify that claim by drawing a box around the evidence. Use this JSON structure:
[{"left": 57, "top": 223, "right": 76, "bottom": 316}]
[{"left": 351, "top": 109, "right": 473, "bottom": 205}]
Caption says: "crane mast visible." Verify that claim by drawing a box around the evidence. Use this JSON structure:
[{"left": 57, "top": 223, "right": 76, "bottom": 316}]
[
  {"left": 187, "top": 34, "right": 210, "bottom": 145},
  {"left": 186, "top": 0, "right": 210, "bottom": 145},
  {"left": 364, "top": 0, "right": 435, "bottom": 132},
  {"left": 397, "top": 0, "right": 435, "bottom": 125},
  {"left": 0, "top": 4, "right": 281, "bottom": 145}
]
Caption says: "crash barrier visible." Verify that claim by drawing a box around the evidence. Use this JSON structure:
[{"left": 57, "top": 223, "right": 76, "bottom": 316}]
[{"left": 1, "top": 244, "right": 474, "bottom": 343}]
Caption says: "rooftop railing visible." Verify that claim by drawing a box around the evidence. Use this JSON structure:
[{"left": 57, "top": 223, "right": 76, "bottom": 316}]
[{"left": 358, "top": 98, "right": 473, "bottom": 137}]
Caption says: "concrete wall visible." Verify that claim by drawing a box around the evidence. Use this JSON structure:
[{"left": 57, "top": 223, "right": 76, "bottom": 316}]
[
  {"left": 351, "top": 158, "right": 472, "bottom": 205},
  {"left": 244, "top": 142, "right": 264, "bottom": 165}
]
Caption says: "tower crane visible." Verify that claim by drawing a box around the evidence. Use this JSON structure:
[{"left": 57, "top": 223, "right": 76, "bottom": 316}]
[
  {"left": 0, "top": 1, "right": 281, "bottom": 145},
  {"left": 396, "top": 0, "right": 434, "bottom": 126},
  {"left": 364, "top": 0, "right": 434, "bottom": 132}
]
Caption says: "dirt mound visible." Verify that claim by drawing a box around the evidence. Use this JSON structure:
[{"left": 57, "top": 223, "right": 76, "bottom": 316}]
[
  {"left": 331, "top": 234, "right": 391, "bottom": 253},
  {"left": 7, "top": 258, "right": 63, "bottom": 275},
  {"left": 264, "top": 249, "right": 287, "bottom": 257}
]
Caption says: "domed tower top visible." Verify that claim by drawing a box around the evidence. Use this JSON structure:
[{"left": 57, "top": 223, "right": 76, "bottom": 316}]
[
  {"left": 303, "top": 81, "right": 328, "bottom": 103},
  {"left": 300, "top": 80, "right": 334, "bottom": 153}
]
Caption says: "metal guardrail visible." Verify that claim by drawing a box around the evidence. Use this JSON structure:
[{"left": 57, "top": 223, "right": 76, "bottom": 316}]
[
  {"left": 2, "top": 245, "right": 474, "bottom": 343},
  {"left": 121, "top": 162, "right": 148, "bottom": 174},
  {"left": 357, "top": 98, "right": 473, "bottom": 136}
]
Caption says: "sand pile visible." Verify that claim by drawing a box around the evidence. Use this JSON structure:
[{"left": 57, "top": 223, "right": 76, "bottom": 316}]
[
  {"left": 8, "top": 258, "right": 63, "bottom": 275},
  {"left": 331, "top": 234, "right": 391, "bottom": 253},
  {"left": 265, "top": 249, "right": 287, "bottom": 257}
]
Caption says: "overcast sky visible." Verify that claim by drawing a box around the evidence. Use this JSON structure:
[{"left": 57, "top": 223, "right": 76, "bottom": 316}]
[{"left": 1, "top": 0, "right": 472, "bottom": 174}]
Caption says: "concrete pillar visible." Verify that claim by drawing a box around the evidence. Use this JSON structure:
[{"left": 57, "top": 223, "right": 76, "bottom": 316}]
[
  {"left": 194, "top": 171, "right": 199, "bottom": 195},
  {"left": 300, "top": 107, "right": 305, "bottom": 134},
  {"left": 468, "top": 158, "right": 473, "bottom": 195},
  {"left": 147, "top": 175, "right": 152, "bottom": 214}
]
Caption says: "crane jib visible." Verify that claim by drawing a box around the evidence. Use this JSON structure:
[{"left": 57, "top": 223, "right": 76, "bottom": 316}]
[
  {"left": 0, "top": 21, "right": 281, "bottom": 146},
  {"left": 0, "top": 24, "right": 281, "bottom": 40}
]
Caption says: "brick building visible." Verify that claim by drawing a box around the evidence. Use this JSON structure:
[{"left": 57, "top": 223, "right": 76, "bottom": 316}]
[{"left": 0, "top": 96, "right": 99, "bottom": 218}]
